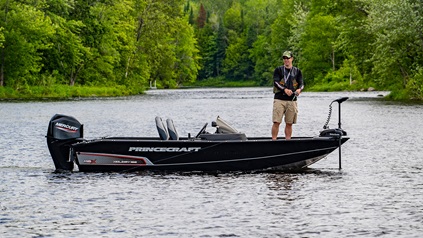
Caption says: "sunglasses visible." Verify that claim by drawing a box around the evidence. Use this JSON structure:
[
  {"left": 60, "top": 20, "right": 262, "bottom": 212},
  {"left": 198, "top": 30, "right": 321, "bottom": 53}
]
[{"left": 283, "top": 57, "right": 291, "bottom": 60}]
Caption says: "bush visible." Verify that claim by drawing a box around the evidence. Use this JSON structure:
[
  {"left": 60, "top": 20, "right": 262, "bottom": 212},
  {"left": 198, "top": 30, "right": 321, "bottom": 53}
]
[
  {"left": 0, "top": 84, "right": 145, "bottom": 100},
  {"left": 406, "top": 68, "right": 423, "bottom": 100},
  {"left": 184, "top": 76, "right": 259, "bottom": 87}
]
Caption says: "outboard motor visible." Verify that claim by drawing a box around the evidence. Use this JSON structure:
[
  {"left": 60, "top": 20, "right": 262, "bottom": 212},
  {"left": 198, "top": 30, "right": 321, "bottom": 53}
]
[{"left": 46, "top": 114, "right": 83, "bottom": 172}]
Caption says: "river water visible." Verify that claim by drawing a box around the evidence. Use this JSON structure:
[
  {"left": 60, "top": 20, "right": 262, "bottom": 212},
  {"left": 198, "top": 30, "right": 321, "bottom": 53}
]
[{"left": 1, "top": 87, "right": 422, "bottom": 237}]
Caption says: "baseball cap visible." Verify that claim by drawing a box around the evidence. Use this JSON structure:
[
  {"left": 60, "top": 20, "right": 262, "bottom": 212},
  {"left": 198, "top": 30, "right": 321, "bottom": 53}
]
[{"left": 283, "top": 51, "right": 293, "bottom": 58}]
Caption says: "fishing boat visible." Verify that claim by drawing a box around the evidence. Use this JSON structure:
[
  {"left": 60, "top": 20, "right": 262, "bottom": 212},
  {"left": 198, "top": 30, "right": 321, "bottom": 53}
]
[{"left": 46, "top": 97, "right": 349, "bottom": 172}]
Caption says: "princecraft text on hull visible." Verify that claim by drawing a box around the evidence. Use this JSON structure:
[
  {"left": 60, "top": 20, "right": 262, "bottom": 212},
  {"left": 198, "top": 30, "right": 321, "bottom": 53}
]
[{"left": 46, "top": 97, "right": 350, "bottom": 172}]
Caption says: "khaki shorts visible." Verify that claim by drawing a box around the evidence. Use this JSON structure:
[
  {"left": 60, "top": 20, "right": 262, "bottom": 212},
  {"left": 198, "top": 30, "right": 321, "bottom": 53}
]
[{"left": 272, "top": 99, "right": 298, "bottom": 124}]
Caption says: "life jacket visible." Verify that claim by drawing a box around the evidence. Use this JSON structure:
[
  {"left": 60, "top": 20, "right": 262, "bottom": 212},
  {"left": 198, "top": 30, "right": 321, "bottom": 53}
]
[{"left": 273, "top": 66, "right": 300, "bottom": 94}]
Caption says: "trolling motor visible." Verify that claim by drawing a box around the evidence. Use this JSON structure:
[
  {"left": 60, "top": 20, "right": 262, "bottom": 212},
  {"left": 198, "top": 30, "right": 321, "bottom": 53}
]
[
  {"left": 320, "top": 97, "right": 348, "bottom": 137},
  {"left": 46, "top": 114, "right": 84, "bottom": 172},
  {"left": 320, "top": 97, "right": 349, "bottom": 169}
]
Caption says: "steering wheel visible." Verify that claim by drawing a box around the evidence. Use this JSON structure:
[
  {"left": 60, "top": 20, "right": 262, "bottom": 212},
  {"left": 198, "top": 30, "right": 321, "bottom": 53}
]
[{"left": 195, "top": 123, "right": 208, "bottom": 138}]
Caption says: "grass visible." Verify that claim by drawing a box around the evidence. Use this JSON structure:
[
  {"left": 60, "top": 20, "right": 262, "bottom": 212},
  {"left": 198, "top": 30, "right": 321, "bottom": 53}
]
[{"left": 0, "top": 85, "right": 145, "bottom": 100}]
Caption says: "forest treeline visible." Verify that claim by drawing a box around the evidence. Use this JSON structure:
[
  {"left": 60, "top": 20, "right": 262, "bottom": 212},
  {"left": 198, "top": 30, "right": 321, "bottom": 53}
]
[{"left": 0, "top": 0, "right": 422, "bottom": 100}]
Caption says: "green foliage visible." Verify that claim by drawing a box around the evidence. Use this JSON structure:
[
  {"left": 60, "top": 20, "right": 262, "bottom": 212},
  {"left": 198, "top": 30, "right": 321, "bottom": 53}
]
[
  {"left": 173, "top": 18, "right": 200, "bottom": 86},
  {"left": 0, "top": 0, "right": 199, "bottom": 93},
  {"left": 269, "top": 0, "right": 294, "bottom": 63},
  {"left": 405, "top": 67, "right": 423, "bottom": 100},
  {"left": 196, "top": 23, "right": 220, "bottom": 80},
  {"left": 223, "top": 35, "right": 251, "bottom": 80},
  {"left": 223, "top": 1, "right": 243, "bottom": 32},
  {"left": 0, "top": 27, "right": 5, "bottom": 48},
  {"left": 184, "top": 76, "right": 259, "bottom": 87},
  {"left": 0, "top": 84, "right": 144, "bottom": 99},
  {"left": 1, "top": 0, "right": 423, "bottom": 101},
  {"left": 333, "top": 0, "right": 373, "bottom": 77},
  {"left": 299, "top": 13, "right": 339, "bottom": 86},
  {"left": 366, "top": 0, "right": 423, "bottom": 90},
  {"left": 0, "top": 2, "right": 55, "bottom": 87},
  {"left": 315, "top": 58, "right": 364, "bottom": 90}
]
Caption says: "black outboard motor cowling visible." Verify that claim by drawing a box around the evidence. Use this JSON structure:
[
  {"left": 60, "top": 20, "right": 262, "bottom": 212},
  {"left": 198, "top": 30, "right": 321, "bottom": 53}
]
[{"left": 46, "top": 114, "right": 83, "bottom": 172}]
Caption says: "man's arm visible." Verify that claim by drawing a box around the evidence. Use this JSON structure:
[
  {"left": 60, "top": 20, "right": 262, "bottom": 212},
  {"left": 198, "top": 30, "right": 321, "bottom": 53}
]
[
  {"left": 298, "top": 70, "right": 304, "bottom": 90},
  {"left": 296, "top": 69, "right": 304, "bottom": 94}
]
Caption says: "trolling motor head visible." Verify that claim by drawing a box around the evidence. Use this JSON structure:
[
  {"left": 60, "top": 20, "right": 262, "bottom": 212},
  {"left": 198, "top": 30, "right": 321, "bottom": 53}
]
[
  {"left": 333, "top": 97, "right": 349, "bottom": 104},
  {"left": 46, "top": 114, "right": 84, "bottom": 172},
  {"left": 320, "top": 97, "right": 349, "bottom": 137}
]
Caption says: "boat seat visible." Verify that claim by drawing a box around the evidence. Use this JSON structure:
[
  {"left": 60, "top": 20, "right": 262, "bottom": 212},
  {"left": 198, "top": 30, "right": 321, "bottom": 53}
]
[
  {"left": 155, "top": 117, "right": 169, "bottom": 140},
  {"left": 166, "top": 118, "right": 179, "bottom": 140}
]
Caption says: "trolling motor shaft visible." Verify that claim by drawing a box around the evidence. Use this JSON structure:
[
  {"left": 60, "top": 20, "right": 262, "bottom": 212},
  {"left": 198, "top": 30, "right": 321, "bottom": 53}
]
[{"left": 320, "top": 97, "right": 349, "bottom": 169}]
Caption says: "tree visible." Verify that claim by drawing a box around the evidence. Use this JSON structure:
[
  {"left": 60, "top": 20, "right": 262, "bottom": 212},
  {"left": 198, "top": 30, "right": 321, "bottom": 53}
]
[
  {"left": 196, "top": 3, "right": 206, "bottom": 28},
  {"left": 41, "top": 0, "right": 91, "bottom": 86},
  {"left": 366, "top": 0, "right": 423, "bottom": 90},
  {"left": 269, "top": 0, "right": 297, "bottom": 69},
  {"left": 196, "top": 23, "right": 217, "bottom": 80},
  {"left": 222, "top": 1, "right": 251, "bottom": 80},
  {"left": 223, "top": 1, "right": 243, "bottom": 33},
  {"left": 134, "top": 0, "right": 199, "bottom": 88},
  {"left": 299, "top": 13, "right": 339, "bottom": 85},
  {"left": 333, "top": 0, "right": 372, "bottom": 81},
  {"left": 172, "top": 18, "right": 200, "bottom": 86},
  {"left": 250, "top": 34, "right": 273, "bottom": 84},
  {"left": 0, "top": 1, "right": 55, "bottom": 88}
]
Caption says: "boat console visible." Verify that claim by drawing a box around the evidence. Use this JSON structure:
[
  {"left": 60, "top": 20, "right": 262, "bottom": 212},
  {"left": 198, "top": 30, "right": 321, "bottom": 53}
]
[
  {"left": 200, "top": 116, "right": 247, "bottom": 140},
  {"left": 155, "top": 115, "right": 247, "bottom": 141}
]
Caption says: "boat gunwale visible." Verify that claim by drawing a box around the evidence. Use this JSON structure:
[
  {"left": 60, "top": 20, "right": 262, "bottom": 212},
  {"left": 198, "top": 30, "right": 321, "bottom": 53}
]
[{"left": 72, "top": 136, "right": 349, "bottom": 145}]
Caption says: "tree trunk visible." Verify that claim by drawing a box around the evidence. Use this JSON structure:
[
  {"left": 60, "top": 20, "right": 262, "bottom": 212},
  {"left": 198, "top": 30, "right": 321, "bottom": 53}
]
[
  {"left": 69, "top": 64, "right": 83, "bottom": 86},
  {"left": 0, "top": 49, "right": 4, "bottom": 87},
  {"left": 332, "top": 47, "right": 335, "bottom": 71},
  {"left": 399, "top": 65, "right": 409, "bottom": 88},
  {"left": 1, "top": 0, "right": 10, "bottom": 87},
  {"left": 69, "top": 71, "right": 75, "bottom": 86},
  {"left": 136, "top": 17, "right": 144, "bottom": 42}
]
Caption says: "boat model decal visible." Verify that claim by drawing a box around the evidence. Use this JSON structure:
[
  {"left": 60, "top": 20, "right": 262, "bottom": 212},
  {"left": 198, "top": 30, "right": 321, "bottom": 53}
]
[
  {"left": 128, "top": 147, "right": 201, "bottom": 152},
  {"left": 77, "top": 152, "right": 154, "bottom": 166},
  {"left": 55, "top": 122, "right": 79, "bottom": 133}
]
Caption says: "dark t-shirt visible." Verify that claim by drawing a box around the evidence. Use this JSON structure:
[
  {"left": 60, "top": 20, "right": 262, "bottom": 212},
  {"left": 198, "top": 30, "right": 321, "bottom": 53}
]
[{"left": 273, "top": 66, "right": 304, "bottom": 101}]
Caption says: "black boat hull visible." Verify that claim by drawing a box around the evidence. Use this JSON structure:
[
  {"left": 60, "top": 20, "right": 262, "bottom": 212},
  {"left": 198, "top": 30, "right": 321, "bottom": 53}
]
[{"left": 71, "top": 137, "right": 349, "bottom": 172}]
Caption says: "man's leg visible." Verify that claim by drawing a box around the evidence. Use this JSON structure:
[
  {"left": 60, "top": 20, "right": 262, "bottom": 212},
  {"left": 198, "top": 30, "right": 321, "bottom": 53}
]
[
  {"left": 272, "top": 122, "right": 280, "bottom": 140},
  {"left": 285, "top": 123, "right": 293, "bottom": 140}
]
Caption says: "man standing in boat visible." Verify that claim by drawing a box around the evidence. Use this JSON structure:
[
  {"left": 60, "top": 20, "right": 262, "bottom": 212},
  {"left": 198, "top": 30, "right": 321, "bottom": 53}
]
[{"left": 272, "top": 51, "right": 304, "bottom": 140}]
